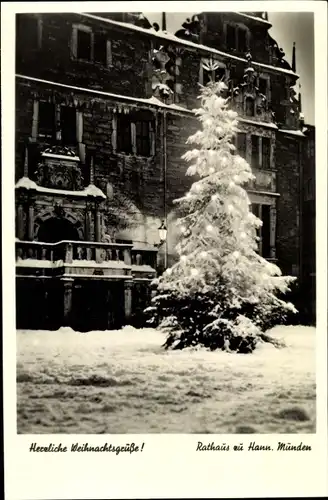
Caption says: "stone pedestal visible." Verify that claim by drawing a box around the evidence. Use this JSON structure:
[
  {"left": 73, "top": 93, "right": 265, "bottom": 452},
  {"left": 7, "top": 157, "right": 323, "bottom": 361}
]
[
  {"left": 124, "top": 281, "right": 133, "bottom": 322},
  {"left": 28, "top": 204, "right": 35, "bottom": 241},
  {"left": 95, "top": 210, "right": 102, "bottom": 242},
  {"left": 63, "top": 279, "right": 74, "bottom": 325},
  {"left": 123, "top": 248, "right": 132, "bottom": 265},
  {"left": 65, "top": 243, "right": 73, "bottom": 263}
]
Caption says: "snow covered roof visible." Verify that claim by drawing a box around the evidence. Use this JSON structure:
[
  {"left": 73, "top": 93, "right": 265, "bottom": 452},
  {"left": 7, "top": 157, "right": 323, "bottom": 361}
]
[
  {"left": 16, "top": 74, "right": 190, "bottom": 115},
  {"left": 278, "top": 129, "right": 306, "bottom": 137},
  {"left": 15, "top": 176, "right": 106, "bottom": 199},
  {"left": 41, "top": 152, "right": 80, "bottom": 162},
  {"left": 17, "top": 75, "right": 279, "bottom": 129},
  {"left": 233, "top": 12, "right": 272, "bottom": 26},
  {"left": 248, "top": 189, "right": 280, "bottom": 197},
  {"left": 239, "top": 118, "right": 278, "bottom": 129},
  {"left": 78, "top": 12, "right": 299, "bottom": 78}
]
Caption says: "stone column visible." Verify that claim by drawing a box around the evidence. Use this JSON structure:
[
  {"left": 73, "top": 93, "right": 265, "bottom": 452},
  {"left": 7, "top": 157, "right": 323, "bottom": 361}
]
[
  {"left": 65, "top": 242, "right": 73, "bottom": 263},
  {"left": 17, "top": 203, "right": 25, "bottom": 240},
  {"left": 85, "top": 201, "right": 94, "bottom": 241},
  {"left": 124, "top": 281, "right": 133, "bottom": 323},
  {"left": 95, "top": 209, "right": 102, "bottom": 242},
  {"left": 270, "top": 204, "right": 277, "bottom": 259},
  {"left": 63, "top": 278, "right": 74, "bottom": 326},
  {"left": 123, "top": 248, "right": 132, "bottom": 266},
  {"left": 28, "top": 203, "right": 35, "bottom": 241}
]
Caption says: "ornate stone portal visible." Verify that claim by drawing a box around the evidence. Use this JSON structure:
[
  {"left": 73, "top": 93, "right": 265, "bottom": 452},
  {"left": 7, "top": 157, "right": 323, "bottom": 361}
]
[{"left": 15, "top": 145, "right": 106, "bottom": 243}]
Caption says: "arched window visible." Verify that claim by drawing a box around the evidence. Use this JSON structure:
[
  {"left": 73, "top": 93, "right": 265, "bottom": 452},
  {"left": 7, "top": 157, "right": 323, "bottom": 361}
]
[{"left": 245, "top": 97, "right": 255, "bottom": 117}]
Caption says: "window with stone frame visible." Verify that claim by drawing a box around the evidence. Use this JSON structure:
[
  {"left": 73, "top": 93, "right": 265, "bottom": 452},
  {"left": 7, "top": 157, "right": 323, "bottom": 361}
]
[
  {"left": 237, "top": 28, "right": 247, "bottom": 53},
  {"left": 262, "top": 136, "right": 271, "bottom": 169},
  {"left": 38, "top": 101, "right": 56, "bottom": 139},
  {"left": 61, "top": 106, "right": 77, "bottom": 146},
  {"left": 203, "top": 66, "right": 226, "bottom": 86},
  {"left": 226, "top": 24, "right": 236, "bottom": 50},
  {"left": 72, "top": 24, "right": 112, "bottom": 67},
  {"left": 236, "top": 132, "right": 247, "bottom": 158},
  {"left": 115, "top": 112, "right": 155, "bottom": 157},
  {"left": 226, "top": 23, "right": 249, "bottom": 53},
  {"left": 117, "top": 115, "right": 132, "bottom": 154},
  {"left": 136, "top": 120, "right": 151, "bottom": 157},
  {"left": 245, "top": 96, "right": 255, "bottom": 117},
  {"left": 258, "top": 77, "right": 268, "bottom": 97},
  {"left": 94, "top": 32, "right": 106, "bottom": 64},
  {"left": 251, "top": 203, "right": 271, "bottom": 258},
  {"left": 77, "top": 27, "right": 92, "bottom": 61},
  {"left": 251, "top": 135, "right": 260, "bottom": 168}
]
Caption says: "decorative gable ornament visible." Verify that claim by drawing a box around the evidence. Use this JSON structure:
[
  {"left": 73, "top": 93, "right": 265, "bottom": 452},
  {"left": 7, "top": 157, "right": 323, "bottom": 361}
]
[
  {"left": 202, "top": 57, "right": 221, "bottom": 73},
  {"left": 229, "top": 51, "right": 272, "bottom": 120},
  {"left": 36, "top": 146, "right": 84, "bottom": 191},
  {"left": 151, "top": 46, "right": 175, "bottom": 102},
  {"left": 174, "top": 14, "right": 204, "bottom": 43}
]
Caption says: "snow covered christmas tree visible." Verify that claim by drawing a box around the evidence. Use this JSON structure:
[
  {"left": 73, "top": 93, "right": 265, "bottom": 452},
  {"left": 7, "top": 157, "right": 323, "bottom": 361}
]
[{"left": 146, "top": 81, "right": 297, "bottom": 353}]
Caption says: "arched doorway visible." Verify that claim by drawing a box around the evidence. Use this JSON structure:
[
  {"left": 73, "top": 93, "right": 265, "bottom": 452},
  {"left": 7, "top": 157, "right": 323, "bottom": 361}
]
[{"left": 37, "top": 217, "right": 80, "bottom": 243}]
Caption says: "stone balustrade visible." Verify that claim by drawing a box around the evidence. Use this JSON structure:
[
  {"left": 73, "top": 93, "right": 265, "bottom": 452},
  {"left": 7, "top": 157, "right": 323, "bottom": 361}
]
[{"left": 15, "top": 239, "right": 157, "bottom": 269}]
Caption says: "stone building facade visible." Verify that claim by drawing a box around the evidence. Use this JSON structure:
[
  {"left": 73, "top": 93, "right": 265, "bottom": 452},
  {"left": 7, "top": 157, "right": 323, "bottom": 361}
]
[{"left": 15, "top": 11, "right": 315, "bottom": 330}]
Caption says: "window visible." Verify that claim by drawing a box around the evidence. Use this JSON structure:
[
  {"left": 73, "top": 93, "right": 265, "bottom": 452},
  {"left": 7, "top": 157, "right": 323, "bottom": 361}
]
[
  {"left": 61, "top": 107, "right": 77, "bottom": 146},
  {"left": 238, "top": 28, "right": 247, "bottom": 53},
  {"left": 203, "top": 66, "right": 226, "bottom": 86},
  {"left": 38, "top": 102, "right": 56, "bottom": 139},
  {"left": 245, "top": 97, "right": 255, "bottom": 117},
  {"left": 117, "top": 116, "right": 132, "bottom": 154},
  {"left": 226, "top": 25, "right": 236, "bottom": 50},
  {"left": 251, "top": 203, "right": 271, "bottom": 258},
  {"left": 94, "top": 32, "right": 108, "bottom": 65},
  {"left": 258, "top": 77, "right": 268, "bottom": 96},
  {"left": 262, "top": 137, "right": 271, "bottom": 169},
  {"left": 136, "top": 121, "right": 151, "bottom": 157},
  {"left": 72, "top": 24, "right": 112, "bottom": 67},
  {"left": 236, "top": 133, "right": 247, "bottom": 158},
  {"left": 226, "top": 24, "right": 248, "bottom": 53},
  {"left": 77, "top": 29, "right": 92, "bottom": 61},
  {"left": 116, "top": 113, "right": 155, "bottom": 157},
  {"left": 38, "top": 103, "right": 78, "bottom": 146},
  {"left": 251, "top": 135, "right": 260, "bottom": 167},
  {"left": 251, "top": 203, "right": 261, "bottom": 251},
  {"left": 261, "top": 205, "right": 271, "bottom": 258}
]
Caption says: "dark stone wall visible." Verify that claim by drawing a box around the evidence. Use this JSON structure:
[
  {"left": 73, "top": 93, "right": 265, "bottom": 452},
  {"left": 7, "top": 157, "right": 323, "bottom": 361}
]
[
  {"left": 15, "top": 13, "right": 310, "bottom": 294},
  {"left": 15, "top": 80, "right": 197, "bottom": 244},
  {"left": 16, "top": 13, "right": 151, "bottom": 98},
  {"left": 275, "top": 132, "right": 301, "bottom": 277}
]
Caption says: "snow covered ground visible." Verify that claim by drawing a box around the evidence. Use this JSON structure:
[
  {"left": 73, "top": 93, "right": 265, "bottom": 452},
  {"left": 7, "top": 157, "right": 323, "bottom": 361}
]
[{"left": 17, "top": 325, "right": 316, "bottom": 434}]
